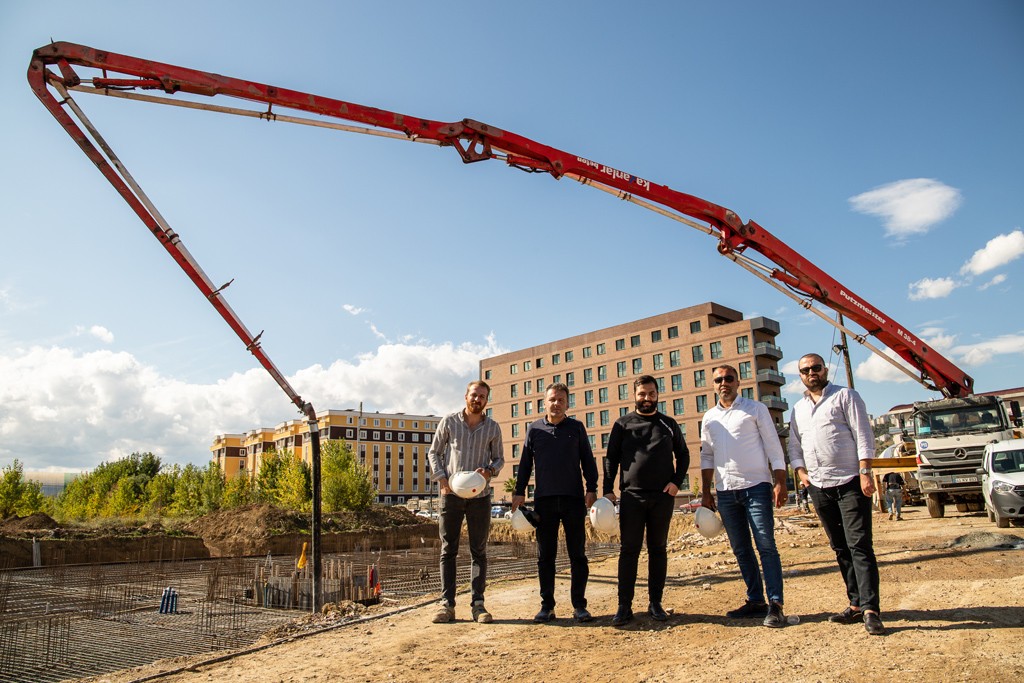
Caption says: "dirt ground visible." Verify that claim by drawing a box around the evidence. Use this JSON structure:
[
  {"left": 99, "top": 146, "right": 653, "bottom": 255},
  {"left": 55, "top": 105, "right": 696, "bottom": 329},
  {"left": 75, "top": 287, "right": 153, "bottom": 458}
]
[{"left": 76, "top": 505, "right": 1024, "bottom": 683}]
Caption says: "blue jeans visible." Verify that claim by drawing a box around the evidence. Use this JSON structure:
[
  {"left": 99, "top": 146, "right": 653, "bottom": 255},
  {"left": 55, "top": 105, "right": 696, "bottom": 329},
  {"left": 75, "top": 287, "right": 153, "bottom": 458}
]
[
  {"left": 885, "top": 489, "right": 902, "bottom": 517},
  {"left": 438, "top": 493, "right": 491, "bottom": 606},
  {"left": 717, "top": 482, "right": 784, "bottom": 605}
]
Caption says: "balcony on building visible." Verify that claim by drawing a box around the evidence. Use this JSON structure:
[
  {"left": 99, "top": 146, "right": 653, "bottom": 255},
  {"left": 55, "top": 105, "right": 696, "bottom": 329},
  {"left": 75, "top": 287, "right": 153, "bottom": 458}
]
[
  {"left": 757, "top": 368, "right": 786, "bottom": 385},
  {"left": 749, "top": 317, "right": 781, "bottom": 335},
  {"left": 760, "top": 395, "right": 789, "bottom": 411},
  {"left": 754, "top": 341, "right": 783, "bottom": 360}
]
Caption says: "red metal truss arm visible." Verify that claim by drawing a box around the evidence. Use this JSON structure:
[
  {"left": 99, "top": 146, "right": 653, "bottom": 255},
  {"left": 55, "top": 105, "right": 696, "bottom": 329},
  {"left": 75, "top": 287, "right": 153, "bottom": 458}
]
[
  {"left": 28, "top": 41, "right": 973, "bottom": 397},
  {"left": 28, "top": 43, "right": 315, "bottom": 420}
]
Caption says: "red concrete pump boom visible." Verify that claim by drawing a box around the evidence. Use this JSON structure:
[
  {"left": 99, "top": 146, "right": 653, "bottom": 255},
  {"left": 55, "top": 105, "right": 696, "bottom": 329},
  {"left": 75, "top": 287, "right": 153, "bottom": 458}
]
[{"left": 27, "top": 41, "right": 974, "bottom": 399}]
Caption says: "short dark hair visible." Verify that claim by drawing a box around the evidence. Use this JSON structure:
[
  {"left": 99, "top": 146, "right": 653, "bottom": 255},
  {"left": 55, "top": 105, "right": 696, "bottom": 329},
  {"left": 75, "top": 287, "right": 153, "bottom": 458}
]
[
  {"left": 546, "top": 382, "right": 569, "bottom": 398},
  {"left": 712, "top": 364, "right": 739, "bottom": 378},
  {"left": 634, "top": 375, "right": 657, "bottom": 390},
  {"left": 798, "top": 353, "right": 825, "bottom": 367}
]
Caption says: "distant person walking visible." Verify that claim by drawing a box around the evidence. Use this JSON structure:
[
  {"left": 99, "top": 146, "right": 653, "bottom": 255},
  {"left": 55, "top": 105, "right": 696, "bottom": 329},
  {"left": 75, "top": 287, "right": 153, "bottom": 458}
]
[
  {"left": 512, "top": 383, "right": 599, "bottom": 623},
  {"left": 700, "top": 364, "right": 789, "bottom": 628},
  {"left": 603, "top": 375, "right": 689, "bottom": 626},
  {"left": 789, "top": 354, "right": 885, "bottom": 636},
  {"left": 882, "top": 471, "right": 905, "bottom": 521},
  {"left": 427, "top": 380, "right": 504, "bottom": 624}
]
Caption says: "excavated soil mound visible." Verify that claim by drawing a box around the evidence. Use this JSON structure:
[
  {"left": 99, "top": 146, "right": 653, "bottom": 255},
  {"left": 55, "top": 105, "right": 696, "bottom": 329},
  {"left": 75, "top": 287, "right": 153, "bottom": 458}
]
[
  {"left": 0, "top": 512, "right": 60, "bottom": 533},
  {"left": 183, "top": 504, "right": 427, "bottom": 557}
]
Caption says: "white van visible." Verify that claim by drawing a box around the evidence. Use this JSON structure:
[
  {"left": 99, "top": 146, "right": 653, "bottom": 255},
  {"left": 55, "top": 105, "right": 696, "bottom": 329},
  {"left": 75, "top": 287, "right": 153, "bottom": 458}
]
[{"left": 977, "top": 440, "right": 1024, "bottom": 528}]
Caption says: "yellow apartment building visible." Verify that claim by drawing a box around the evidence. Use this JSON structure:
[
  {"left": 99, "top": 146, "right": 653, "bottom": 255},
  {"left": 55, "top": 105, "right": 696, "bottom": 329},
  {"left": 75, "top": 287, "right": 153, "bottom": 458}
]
[{"left": 212, "top": 409, "right": 442, "bottom": 505}]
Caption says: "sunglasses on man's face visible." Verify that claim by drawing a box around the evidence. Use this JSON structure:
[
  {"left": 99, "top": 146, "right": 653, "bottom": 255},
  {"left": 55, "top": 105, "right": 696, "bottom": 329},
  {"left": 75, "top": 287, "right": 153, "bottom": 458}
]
[
  {"left": 712, "top": 375, "right": 736, "bottom": 384},
  {"left": 799, "top": 364, "right": 824, "bottom": 375}
]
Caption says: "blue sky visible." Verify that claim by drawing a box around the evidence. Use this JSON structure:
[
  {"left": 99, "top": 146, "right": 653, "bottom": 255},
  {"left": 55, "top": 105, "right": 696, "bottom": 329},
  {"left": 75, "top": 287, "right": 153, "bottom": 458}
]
[{"left": 3, "top": 1, "right": 1022, "bottom": 471}]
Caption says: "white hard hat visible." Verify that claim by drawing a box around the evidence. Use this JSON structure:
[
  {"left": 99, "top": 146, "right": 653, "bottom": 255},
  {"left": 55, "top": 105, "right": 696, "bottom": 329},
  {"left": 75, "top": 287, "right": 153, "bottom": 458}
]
[
  {"left": 449, "top": 471, "right": 487, "bottom": 499},
  {"left": 511, "top": 509, "right": 533, "bottom": 532},
  {"left": 589, "top": 497, "right": 619, "bottom": 535},
  {"left": 694, "top": 506, "right": 725, "bottom": 539}
]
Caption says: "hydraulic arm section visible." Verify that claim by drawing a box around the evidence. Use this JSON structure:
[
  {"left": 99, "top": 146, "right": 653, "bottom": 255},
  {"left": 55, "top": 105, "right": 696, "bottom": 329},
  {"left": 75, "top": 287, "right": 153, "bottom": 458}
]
[{"left": 28, "top": 41, "right": 974, "bottom": 399}]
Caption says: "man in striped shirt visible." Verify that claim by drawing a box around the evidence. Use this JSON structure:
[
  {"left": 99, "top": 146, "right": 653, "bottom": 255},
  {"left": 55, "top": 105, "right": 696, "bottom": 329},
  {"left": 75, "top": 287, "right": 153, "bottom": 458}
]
[{"left": 427, "top": 380, "right": 504, "bottom": 624}]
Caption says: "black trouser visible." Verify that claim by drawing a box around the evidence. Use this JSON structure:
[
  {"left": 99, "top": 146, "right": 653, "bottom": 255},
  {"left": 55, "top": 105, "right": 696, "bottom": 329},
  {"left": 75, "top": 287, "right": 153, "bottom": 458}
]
[
  {"left": 534, "top": 495, "right": 589, "bottom": 611},
  {"left": 808, "top": 478, "right": 880, "bottom": 612},
  {"left": 617, "top": 489, "right": 674, "bottom": 606},
  {"left": 438, "top": 493, "right": 490, "bottom": 607}
]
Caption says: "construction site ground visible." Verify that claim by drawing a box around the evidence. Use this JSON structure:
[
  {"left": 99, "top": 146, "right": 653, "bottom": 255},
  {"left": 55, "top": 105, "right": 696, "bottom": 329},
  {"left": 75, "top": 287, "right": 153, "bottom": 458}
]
[{"left": 71, "top": 504, "right": 1023, "bottom": 683}]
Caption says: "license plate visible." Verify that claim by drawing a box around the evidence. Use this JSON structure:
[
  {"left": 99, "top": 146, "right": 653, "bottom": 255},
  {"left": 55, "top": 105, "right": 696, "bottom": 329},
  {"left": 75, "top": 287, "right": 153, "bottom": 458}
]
[{"left": 954, "top": 476, "right": 978, "bottom": 484}]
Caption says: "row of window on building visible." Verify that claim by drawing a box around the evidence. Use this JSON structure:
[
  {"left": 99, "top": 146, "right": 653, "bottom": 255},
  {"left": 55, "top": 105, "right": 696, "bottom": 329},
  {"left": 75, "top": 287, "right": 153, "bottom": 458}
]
[{"left": 501, "top": 328, "right": 754, "bottom": 378}]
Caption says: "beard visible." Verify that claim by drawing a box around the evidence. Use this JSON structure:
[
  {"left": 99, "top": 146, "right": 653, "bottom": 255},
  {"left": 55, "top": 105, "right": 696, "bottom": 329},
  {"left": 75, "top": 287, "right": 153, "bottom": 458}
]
[{"left": 635, "top": 400, "right": 656, "bottom": 414}]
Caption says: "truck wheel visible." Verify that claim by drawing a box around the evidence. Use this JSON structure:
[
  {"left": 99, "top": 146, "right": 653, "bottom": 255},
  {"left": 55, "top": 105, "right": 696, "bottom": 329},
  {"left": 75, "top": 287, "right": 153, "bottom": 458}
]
[
  {"left": 955, "top": 502, "right": 969, "bottom": 513},
  {"left": 926, "top": 494, "right": 945, "bottom": 519},
  {"left": 967, "top": 501, "right": 984, "bottom": 512},
  {"left": 995, "top": 510, "right": 1010, "bottom": 529}
]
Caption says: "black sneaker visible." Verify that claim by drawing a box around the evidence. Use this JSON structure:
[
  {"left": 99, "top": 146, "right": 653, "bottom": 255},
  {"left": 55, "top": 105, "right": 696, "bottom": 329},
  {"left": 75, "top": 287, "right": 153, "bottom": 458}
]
[
  {"left": 648, "top": 603, "right": 669, "bottom": 622},
  {"left": 611, "top": 605, "right": 634, "bottom": 626},
  {"left": 763, "top": 601, "right": 785, "bottom": 628},
  {"left": 533, "top": 607, "right": 555, "bottom": 623},
  {"left": 573, "top": 608, "right": 593, "bottom": 623},
  {"left": 828, "top": 606, "right": 863, "bottom": 624},
  {"left": 726, "top": 601, "right": 768, "bottom": 618},
  {"left": 864, "top": 611, "right": 885, "bottom": 635}
]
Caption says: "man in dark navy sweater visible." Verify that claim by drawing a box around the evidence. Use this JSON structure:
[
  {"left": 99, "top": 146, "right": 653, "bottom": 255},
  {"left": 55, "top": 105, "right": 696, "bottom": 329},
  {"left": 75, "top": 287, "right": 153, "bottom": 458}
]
[
  {"left": 512, "top": 382, "right": 599, "bottom": 623},
  {"left": 604, "top": 375, "right": 689, "bottom": 626}
]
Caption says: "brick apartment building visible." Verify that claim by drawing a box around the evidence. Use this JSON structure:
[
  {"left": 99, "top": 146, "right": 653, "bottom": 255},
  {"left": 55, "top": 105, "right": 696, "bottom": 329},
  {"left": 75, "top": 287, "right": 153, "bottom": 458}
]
[{"left": 480, "top": 303, "right": 788, "bottom": 501}]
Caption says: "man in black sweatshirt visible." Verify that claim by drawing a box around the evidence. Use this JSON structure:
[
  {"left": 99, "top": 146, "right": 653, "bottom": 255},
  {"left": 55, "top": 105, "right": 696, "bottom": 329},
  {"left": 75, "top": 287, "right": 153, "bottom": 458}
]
[
  {"left": 513, "top": 383, "right": 600, "bottom": 623},
  {"left": 603, "top": 375, "right": 689, "bottom": 626}
]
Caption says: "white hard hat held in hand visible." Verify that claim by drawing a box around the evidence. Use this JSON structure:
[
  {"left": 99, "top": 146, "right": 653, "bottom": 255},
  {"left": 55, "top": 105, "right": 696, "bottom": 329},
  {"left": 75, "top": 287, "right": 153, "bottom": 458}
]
[
  {"left": 449, "top": 471, "right": 487, "bottom": 499},
  {"left": 589, "top": 497, "right": 619, "bottom": 535},
  {"left": 694, "top": 506, "right": 725, "bottom": 539}
]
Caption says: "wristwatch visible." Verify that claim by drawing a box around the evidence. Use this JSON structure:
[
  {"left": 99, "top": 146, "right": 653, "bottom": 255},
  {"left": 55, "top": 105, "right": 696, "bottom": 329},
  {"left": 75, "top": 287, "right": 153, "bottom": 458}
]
[{"left": 859, "top": 467, "right": 872, "bottom": 475}]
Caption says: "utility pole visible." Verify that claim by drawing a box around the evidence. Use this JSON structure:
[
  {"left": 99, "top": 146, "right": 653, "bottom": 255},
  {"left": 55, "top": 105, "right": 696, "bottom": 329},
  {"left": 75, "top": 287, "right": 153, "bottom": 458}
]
[{"left": 834, "top": 313, "right": 856, "bottom": 389}]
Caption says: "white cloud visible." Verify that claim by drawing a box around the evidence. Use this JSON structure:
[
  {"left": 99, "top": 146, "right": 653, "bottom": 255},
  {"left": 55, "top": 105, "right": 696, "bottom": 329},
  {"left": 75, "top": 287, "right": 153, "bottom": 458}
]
[
  {"left": 0, "top": 335, "right": 506, "bottom": 471},
  {"left": 978, "top": 274, "right": 1007, "bottom": 291},
  {"left": 89, "top": 325, "right": 114, "bottom": 343},
  {"left": 959, "top": 230, "right": 1024, "bottom": 277},
  {"left": 368, "top": 323, "right": 388, "bottom": 341},
  {"left": 848, "top": 178, "right": 961, "bottom": 238},
  {"left": 342, "top": 304, "right": 366, "bottom": 316},
  {"left": 908, "top": 277, "right": 958, "bottom": 301},
  {"left": 952, "top": 334, "right": 1024, "bottom": 367},
  {"left": 856, "top": 349, "right": 918, "bottom": 384}
]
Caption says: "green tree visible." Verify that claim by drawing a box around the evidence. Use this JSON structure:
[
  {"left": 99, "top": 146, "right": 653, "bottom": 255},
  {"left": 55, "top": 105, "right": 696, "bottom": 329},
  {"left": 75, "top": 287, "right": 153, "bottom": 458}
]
[
  {"left": 321, "top": 439, "right": 376, "bottom": 511},
  {"left": 0, "top": 460, "right": 48, "bottom": 518},
  {"left": 277, "top": 454, "right": 311, "bottom": 512},
  {"left": 145, "top": 467, "right": 179, "bottom": 515},
  {"left": 55, "top": 452, "right": 162, "bottom": 520},
  {"left": 170, "top": 463, "right": 204, "bottom": 516},
  {"left": 254, "top": 450, "right": 286, "bottom": 504},
  {"left": 503, "top": 476, "right": 517, "bottom": 496},
  {"left": 200, "top": 462, "right": 225, "bottom": 513},
  {"left": 222, "top": 471, "right": 253, "bottom": 509}
]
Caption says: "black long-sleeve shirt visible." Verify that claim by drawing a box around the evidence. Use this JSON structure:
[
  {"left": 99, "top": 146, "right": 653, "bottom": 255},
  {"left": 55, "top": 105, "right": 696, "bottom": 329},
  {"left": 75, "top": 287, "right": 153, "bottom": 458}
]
[
  {"left": 515, "top": 416, "right": 598, "bottom": 498},
  {"left": 603, "top": 411, "right": 689, "bottom": 495}
]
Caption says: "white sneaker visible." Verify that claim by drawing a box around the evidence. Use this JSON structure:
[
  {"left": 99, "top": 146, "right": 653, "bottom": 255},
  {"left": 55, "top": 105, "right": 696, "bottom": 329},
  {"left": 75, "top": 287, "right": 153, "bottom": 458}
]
[{"left": 432, "top": 603, "right": 455, "bottom": 623}]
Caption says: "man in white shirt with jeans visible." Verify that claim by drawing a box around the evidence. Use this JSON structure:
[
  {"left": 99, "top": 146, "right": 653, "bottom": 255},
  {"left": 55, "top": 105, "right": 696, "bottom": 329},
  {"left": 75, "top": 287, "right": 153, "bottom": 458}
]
[{"left": 700, "top": 364, "right": 789, "bottom": 628}]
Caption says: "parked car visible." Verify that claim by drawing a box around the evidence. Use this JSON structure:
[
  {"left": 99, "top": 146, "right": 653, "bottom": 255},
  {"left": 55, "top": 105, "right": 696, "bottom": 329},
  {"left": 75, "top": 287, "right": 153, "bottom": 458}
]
[
  {"left": 978, "top": 440, "right": 1024, "bottom": 528},
  {"left": 491, "top": 505, "right": 510, "bottom": 519}
]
